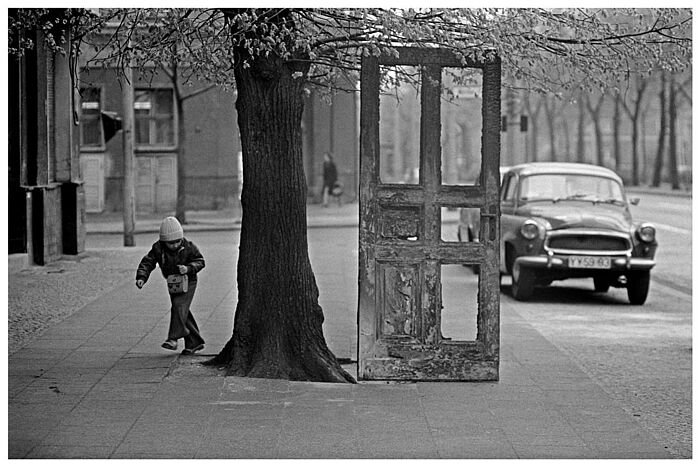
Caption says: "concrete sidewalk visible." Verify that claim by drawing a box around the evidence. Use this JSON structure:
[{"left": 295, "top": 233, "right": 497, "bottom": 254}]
[
  {"left": 9, "top": 239, "right": 674, "bottom": 458},
  {"left": 8, "top": 272, "right": 672, "bottom": 459}
]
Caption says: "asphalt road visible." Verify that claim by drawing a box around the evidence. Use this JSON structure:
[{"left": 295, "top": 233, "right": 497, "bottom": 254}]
[
  {"left": 506, "top": 191, "right": 693, "bottom": 459},
  {"left": 629, "top": 191, "right": 692, "bottom": 295}
]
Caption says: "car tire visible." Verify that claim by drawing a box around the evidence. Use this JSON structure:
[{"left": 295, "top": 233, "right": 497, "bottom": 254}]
[
  {"left": 627, "top": 271, "right": 650, "bottom": 305},
  {"left": 511, "top": 262, "right": 535, "bottom": 301},
  {"left": 593, "top": 276, "right": 610, "bottom": 293}
]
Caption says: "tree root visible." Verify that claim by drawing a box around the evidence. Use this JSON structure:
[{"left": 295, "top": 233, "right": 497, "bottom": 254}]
[{"left": 203, "top": 348, "right": 356, "bottom": 383}]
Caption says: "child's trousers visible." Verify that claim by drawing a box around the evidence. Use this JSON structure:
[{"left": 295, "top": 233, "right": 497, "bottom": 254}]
[{"left": 167, "top": 281, "right": 205, "bottom": 349}]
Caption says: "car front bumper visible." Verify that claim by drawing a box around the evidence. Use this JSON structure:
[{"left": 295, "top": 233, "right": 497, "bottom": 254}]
[{"left": 515, "top": 254, "right": 655, "bottom": 271}]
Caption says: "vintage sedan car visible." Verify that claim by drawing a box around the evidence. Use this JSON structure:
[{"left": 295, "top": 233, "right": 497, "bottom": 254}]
[
  {"left": 499, "top": 162, "right": 656, "bottom": 304},
  {"left": 457, "top": 166, "right": 510, "bottom": 243}
]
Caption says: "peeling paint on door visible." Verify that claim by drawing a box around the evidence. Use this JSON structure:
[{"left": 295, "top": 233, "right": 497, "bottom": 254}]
[{"left": 358, "top": 47, "right": 501, "bottom": 381}]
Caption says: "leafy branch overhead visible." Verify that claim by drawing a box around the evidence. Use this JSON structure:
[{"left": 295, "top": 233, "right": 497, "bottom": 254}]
[{"left": 11, "top": 8, "right": 692, "bottom": 95}]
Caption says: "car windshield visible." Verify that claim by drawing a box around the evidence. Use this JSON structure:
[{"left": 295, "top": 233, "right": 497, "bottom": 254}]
[{"left": 519, "top": 174, "right": 625, "bottom": 204}]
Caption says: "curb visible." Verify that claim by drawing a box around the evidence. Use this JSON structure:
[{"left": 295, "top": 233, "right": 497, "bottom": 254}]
[
  {"left": 626, "top": 187, "right": 692, "bottom": 198},
  {"left": 85, "top": 220, "right": 364, "bottom": 235}
]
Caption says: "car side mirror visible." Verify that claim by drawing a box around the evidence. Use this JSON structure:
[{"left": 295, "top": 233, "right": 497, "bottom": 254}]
[{"left": 629, "top": 197, "right": 640, "bottom": 206}]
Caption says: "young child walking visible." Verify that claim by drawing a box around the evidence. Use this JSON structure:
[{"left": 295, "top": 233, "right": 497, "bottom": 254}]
[{"left": 135, "top": 216, "right": 206, "bottom": 355}]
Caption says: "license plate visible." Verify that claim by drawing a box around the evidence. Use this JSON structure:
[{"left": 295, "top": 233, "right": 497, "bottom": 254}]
[{"left": 568, "top": 256, "right": 611, "bottom": 269}]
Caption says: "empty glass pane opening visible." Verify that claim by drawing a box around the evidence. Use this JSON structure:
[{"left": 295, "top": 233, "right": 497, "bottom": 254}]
[
  {"left": 441, "top": 206, "right": 481, "bottom": 243},
  {"left": 440, "top": 264, "right": 479, "bottom": 342},
  {"left": 440, "top": 67, "right": 483, "bottom": 186},
  {"left": 379, "top": 65, "right": 421, "bottom": 184}
]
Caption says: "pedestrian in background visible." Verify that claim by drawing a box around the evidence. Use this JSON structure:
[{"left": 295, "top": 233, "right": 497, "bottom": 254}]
[
  {"left": 135, "top": 216, "right": 206, "bottom": 355},
  {"left": 322, "top": 151, "right": 338, "bottom": 207}
]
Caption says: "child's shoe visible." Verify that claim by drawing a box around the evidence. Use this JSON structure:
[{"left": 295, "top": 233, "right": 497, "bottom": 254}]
[
  {"left": 181, "top": 343, "right": 204, "bottom": 355},
  {"left": 161, "top": 339, "right": 178, "bottom": 351}
]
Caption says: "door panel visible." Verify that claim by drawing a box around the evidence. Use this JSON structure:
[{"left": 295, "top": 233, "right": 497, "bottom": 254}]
[
  {"left": 80, "top": 154, "right": 104, "bottom": 213},
  {"left": 136, "top": 157, "right": 154, "bottom": 213},
  {"left": 136, "top": 155, "right": 177, "bottom": 213},
  {"left": 155, "top": 156, "right": 177, "bottom": 211},
  {"left": 358, "top": 47, "right": 501, "bottom": 381}
]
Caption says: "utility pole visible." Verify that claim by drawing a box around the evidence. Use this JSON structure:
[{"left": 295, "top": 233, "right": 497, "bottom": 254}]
[{"left": 122, "top": 61, "right": 136, "bottom": 246}]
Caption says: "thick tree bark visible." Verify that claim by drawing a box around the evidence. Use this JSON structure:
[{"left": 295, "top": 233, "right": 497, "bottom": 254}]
[{"left": 205, "top": 52, "right": 354, "bottom": 383}]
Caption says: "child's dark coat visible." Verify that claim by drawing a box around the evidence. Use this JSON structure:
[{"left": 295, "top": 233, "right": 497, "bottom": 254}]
[{"left": 136, "top": 238, "right": 205, "bottom": 284}]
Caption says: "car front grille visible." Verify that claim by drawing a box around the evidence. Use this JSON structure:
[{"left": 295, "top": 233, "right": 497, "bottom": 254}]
[{"left": 545, "top": 230, "right": 632, "bottom": 255}]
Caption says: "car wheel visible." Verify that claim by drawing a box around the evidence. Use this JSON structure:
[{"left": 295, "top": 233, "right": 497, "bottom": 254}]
[
  {"left": 627, "top": 271, "right": 650, "bottom": 305},
  {"left": 511, "top": 261, "right": 535, "bottom": 301},
  {"left": 593, "top": 276, "right": 610, "bottom": 293}
]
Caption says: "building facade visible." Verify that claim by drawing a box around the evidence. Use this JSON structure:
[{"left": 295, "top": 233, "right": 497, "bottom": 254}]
[
  {"left": 8, "top": 28, "right": 86, "bottom": 265},
  {"left": 77, "top": 66, "right": 359, "bottom": 214}
]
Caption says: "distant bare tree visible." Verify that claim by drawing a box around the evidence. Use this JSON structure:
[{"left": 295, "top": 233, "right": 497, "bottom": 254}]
[
  {"left": 620, "top": 76, "right": 649, "bottom": 185},
  {"left": 652, "top": 71, "right": 668, "bottom": 187},
  {"left": 668, "top": 75, "right": 681, "bottom": 189},
  {"left": 575, "top": 92, "right": 586, "bottom": 163},
  {"left": 612, "top": 92, "right": 624, "bottom": 174},
  {"left": 543, "top": 94, "right": 566, "bottom": 161},
  {"left": 584, "top": 91, "right": 606, "bottom": 167},
  {"left": 523, "top": 94, "right": 543, "bottom": 162}
]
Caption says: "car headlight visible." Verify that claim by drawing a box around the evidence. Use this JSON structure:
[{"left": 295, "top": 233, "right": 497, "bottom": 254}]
[
  {"left": 520, "top": 219, "right": 540, "bottom": 240},
  {"left": 637, "top": 223, "right": 656, "bottom": 243}
]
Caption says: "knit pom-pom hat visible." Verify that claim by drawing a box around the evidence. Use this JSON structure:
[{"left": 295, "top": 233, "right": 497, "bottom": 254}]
[{"left": 159, "top": 216, "right": 184, "bottom": 242}]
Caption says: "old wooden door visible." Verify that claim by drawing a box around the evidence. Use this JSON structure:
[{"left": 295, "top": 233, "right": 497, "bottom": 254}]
[
  {"left": 136, "top": 156, "right": 177, "bottom": 213},
  {"left": 358, "top": 47, "right": 501, "bottom": 381}
]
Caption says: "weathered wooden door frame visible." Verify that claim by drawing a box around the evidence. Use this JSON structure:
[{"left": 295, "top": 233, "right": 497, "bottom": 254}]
[{"left": 358, "top": 47, "right": 501, "bottom": 381}]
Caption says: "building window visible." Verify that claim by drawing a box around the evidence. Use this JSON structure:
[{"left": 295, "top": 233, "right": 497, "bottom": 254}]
[
  {"left": 134, "top": 89, "right": 175, "bottom": 147},
  {"left": 80, "top": 87, "right": 103, "bottom": 147}
]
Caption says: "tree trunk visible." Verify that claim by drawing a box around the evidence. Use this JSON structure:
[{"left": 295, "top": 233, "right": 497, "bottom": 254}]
[
  {"left": 584, "top": 93, "right": 605, "bottom": 167},
  {"left": 171, "top": 53, "right": 187, "bottom": 224},
  {"left": 543, "top": 96, "right": 557, "bottom": 161},
  {"left": 576, "top": 93, "right": 585, "bottom": 163},
  {"left": 524, "top": 95, "right": 542, "bottom": 163},
  {"left": 175, "top": 96, "right": 187, "bottom": 223},
  {"left": 652, "top": 71, "right": 667, "bottom": 187},
  {"left": 122, "top": 63, "right": 136, "bottom": 247},
  {"left": 206, "top": 52, "right": 354, "bottom": 383},
  {"left": 623, "top": 78, "right": 648, "bottom": 186},
  {"left": 668, "top": 77, "right": 680, "bottom": 190},
  {"left": 613, "top": 94, "right": 622, "bottom": 175},
  {"left": 562, "top": 119, "right": 571, "bottom": 161},
  {"left": 530, "top": 116, "right": 539, "bottom": 162},
  {"left": 631, "top": 113, "right": 640, "bottom": 186}
]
